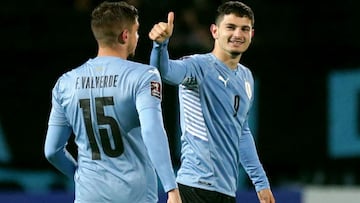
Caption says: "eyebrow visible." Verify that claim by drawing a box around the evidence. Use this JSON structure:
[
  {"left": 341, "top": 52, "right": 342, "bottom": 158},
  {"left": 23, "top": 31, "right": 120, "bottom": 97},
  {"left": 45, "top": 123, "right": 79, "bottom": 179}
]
[{"left": 224, "top": 23, "right": 251, "bottom": 28}]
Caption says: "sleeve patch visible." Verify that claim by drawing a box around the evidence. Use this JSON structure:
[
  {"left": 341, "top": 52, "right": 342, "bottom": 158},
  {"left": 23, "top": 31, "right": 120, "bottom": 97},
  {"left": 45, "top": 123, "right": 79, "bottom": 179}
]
[{"left": 151, "top": 81, "right": 162, "bottom": 99}]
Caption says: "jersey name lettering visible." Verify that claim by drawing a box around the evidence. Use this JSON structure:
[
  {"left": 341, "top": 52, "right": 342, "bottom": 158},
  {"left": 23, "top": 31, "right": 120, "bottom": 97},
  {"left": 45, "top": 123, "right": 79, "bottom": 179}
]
[{"left": 76, "top": 75, "right": 119, "bottom": 89}]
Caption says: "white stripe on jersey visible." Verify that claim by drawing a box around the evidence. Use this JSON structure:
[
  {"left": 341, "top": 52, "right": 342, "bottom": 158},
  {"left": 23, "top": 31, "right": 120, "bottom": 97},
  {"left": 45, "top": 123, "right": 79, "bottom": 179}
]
[{"left": 181, "top": 87, "right": 208, "bottom": 141}]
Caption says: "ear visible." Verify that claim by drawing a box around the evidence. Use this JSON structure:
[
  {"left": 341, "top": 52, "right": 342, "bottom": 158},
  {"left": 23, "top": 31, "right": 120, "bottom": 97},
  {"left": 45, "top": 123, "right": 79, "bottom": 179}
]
[
  {"left": 118, "top": 29, "right": 128, "bottom": 44},
  {"left": 210, "top": 24, "right": 218, "bottom": 39},
  {"left": 251, "top": 28, "right": 255, "bottom": 38}
]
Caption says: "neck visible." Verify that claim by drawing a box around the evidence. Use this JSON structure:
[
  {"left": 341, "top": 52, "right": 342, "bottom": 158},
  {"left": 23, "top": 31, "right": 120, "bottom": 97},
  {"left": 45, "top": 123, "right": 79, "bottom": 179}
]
[
  {"left": 211, "top": 50, "right": 241, "bottom": 70},
  {"left": 97, "top": 45, "right": 128, "bottom": 59}
]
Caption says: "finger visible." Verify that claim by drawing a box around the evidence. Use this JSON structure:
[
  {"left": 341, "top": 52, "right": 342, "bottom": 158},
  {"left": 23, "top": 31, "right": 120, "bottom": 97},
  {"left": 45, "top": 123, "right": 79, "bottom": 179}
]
[
  {"left": 149, "top": 29, "right": 167, "bottom": 43},
  {"left": 148, "top": 27, "right": 160, "bottom": 40},
  {"left": 148, "top": 31, "right": 156, "bottom": 40},
  {"left": 149, "top": 31, "right": 164, "bottom": 41},
  {"left": 167, "top": 11, "right": 174, "bottom": 26},
  {"left": 157, "top": 22, "right": 168, "bottom": 32}
]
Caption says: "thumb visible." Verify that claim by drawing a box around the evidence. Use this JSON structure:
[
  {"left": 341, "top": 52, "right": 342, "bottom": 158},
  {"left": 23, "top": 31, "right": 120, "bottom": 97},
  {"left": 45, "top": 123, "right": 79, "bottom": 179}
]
[{"left": 167, "top": 11, "right": 174, "bottom": 26}]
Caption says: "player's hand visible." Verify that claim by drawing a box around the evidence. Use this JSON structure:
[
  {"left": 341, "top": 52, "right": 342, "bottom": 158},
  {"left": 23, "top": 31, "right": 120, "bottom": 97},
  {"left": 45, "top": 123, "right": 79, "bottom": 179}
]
[
  {"left": 167, "top": 188, "right": 182, "bottom": 203},
  {"left": 149, "top": 12, "right": 174, "bottom": 43},
  {"left": 257, "top": 188, "right": 275, "bottom": 203}
]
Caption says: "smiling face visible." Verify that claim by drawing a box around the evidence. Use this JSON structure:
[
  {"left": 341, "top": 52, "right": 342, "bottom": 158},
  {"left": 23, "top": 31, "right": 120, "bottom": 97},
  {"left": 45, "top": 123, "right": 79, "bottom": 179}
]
[{"left": 211, "top": 14, "right": 253, "bottom": 58}]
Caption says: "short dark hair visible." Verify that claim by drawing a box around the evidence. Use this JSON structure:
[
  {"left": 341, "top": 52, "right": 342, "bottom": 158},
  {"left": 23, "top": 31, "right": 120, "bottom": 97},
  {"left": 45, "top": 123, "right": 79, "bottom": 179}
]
[
  {"left": 90, "top": 1, "right": 138, "bottom": 46},
  {"left": 215, "top": 1, "right": 254, "bottom": 26}
]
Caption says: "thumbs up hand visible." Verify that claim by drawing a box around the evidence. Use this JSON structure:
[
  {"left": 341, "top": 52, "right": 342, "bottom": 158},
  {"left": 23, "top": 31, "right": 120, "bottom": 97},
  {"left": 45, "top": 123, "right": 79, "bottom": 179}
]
[{"left": 149, "top": 12, "right": 174, "bottom": 43}]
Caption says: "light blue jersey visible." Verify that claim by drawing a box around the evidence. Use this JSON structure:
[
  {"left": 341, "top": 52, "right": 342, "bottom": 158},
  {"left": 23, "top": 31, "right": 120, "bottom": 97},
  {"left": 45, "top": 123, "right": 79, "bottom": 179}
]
[
  {"left": 45, "top": 56, "right": 177, "bottom": 203},
  {"left": 150, "top": 41, "right": 270, "bottom": 197}
]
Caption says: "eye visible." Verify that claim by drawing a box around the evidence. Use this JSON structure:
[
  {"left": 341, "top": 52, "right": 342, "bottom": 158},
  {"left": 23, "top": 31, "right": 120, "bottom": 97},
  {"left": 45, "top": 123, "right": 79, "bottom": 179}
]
[
  {"left": 226, "top": 25, "right": 236, "bottom": 30},
  {"left": 241, "top": 26, "right": 251, "bottom": 32}
]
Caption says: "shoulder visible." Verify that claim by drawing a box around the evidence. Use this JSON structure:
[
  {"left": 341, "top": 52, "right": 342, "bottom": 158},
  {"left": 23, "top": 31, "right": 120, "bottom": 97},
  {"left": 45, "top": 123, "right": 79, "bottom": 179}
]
[
  {"left": 174, "top": 53, "right": 212, "bottom": 69},
  {"left": 238, "top": 64, "right": 253, "bottom": 77},
  {"left": 57, "top": 64, "right": 83, "bottom": 83},
  {"left": 55, "top": 68, "right": 74, "bottom": 86},
  {"left": 129, "top": 60, "right": 160, "bottom": 75},
  {"left": 178, "top": 53, "right": 209, "bottom": 61},
  {"left": 124, "top": 61, "right": 161, "bottom": 83},
  {"left": 52, "top": 61, "right": 87, "bottom": 93}
]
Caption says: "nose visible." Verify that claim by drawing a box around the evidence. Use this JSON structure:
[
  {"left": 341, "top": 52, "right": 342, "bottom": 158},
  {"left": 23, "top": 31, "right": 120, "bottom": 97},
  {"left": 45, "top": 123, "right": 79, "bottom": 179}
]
[{"left": 233, "top": 28, "right": 243, "bottom": 37}]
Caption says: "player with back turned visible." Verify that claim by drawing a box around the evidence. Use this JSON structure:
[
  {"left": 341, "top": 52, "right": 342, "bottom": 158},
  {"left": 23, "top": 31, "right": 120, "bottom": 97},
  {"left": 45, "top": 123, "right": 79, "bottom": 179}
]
[
  {"left": 149, "top": 1, "right": 275, "bottom": 203},
  {"left": 44, "top": 1, "right": 181, "bottom": 203}
]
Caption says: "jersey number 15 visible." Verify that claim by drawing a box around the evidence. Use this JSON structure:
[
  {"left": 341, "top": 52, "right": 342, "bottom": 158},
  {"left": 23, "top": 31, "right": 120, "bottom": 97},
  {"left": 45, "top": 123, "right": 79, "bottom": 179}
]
[{"left": 79, "top": 97, "right": 124, "bottom": 160}]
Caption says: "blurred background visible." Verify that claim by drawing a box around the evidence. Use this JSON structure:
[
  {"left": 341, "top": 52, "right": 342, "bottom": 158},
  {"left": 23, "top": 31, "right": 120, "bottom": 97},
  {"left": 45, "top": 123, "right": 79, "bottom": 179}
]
[{"left": 0, "top": 0, "right": 359, "bottom": 202}]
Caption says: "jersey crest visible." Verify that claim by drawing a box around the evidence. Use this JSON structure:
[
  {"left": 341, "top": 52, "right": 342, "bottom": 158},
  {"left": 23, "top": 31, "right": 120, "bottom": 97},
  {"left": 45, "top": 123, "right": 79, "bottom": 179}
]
[{"left": 245, "top": 81, "right": 252, "bottom": 99}]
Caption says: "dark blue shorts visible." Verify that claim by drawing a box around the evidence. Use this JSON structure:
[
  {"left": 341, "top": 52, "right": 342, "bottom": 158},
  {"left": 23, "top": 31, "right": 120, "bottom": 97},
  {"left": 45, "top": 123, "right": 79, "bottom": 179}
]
[{"left": 178, "top": 183, "right": 236, "bottom": 203}]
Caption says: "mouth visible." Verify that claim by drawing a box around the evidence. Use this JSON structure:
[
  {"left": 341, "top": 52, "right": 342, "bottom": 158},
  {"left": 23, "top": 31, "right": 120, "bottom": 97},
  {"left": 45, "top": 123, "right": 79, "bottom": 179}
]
[{"left": 229, "top": 40, "right": 245, "bottom": 46}]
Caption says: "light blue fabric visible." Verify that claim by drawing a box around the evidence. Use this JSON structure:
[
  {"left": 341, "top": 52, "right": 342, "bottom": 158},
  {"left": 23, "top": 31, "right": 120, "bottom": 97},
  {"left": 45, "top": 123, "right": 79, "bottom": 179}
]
[
  {"left": 150, "top": 41, "right": 270, "bottom": 197},
  {"left": 45, "top": 56, "right": 177, "bottom": 202}
]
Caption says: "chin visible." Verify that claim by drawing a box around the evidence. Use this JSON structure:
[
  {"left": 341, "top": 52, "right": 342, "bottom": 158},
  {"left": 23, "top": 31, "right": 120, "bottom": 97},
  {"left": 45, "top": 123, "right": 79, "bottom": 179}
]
[{"left": 230, "top": 51, "right": 242, "bottom": 57}]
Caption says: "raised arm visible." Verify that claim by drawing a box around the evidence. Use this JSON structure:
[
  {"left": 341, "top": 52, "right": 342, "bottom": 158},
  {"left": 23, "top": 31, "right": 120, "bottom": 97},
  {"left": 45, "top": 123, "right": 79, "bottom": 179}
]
[
  {"left": 149, "top": 12, "right": 188, "bottom": 85},
  {"left": 149, "top": 12, "right": 174, "bottom": 83},
  {"left": 149, "top": 12, "right": 174, "bottom": 44}
]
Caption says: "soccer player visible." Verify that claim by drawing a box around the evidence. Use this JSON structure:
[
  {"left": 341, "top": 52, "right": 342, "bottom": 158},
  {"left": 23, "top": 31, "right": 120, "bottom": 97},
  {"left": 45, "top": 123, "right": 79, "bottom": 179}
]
[
  {"left": 149, "top": 1, "right": 275, "bottom": 203},
  {"left": 44, "top": 1, "right": 181, "bottom": 203}
]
